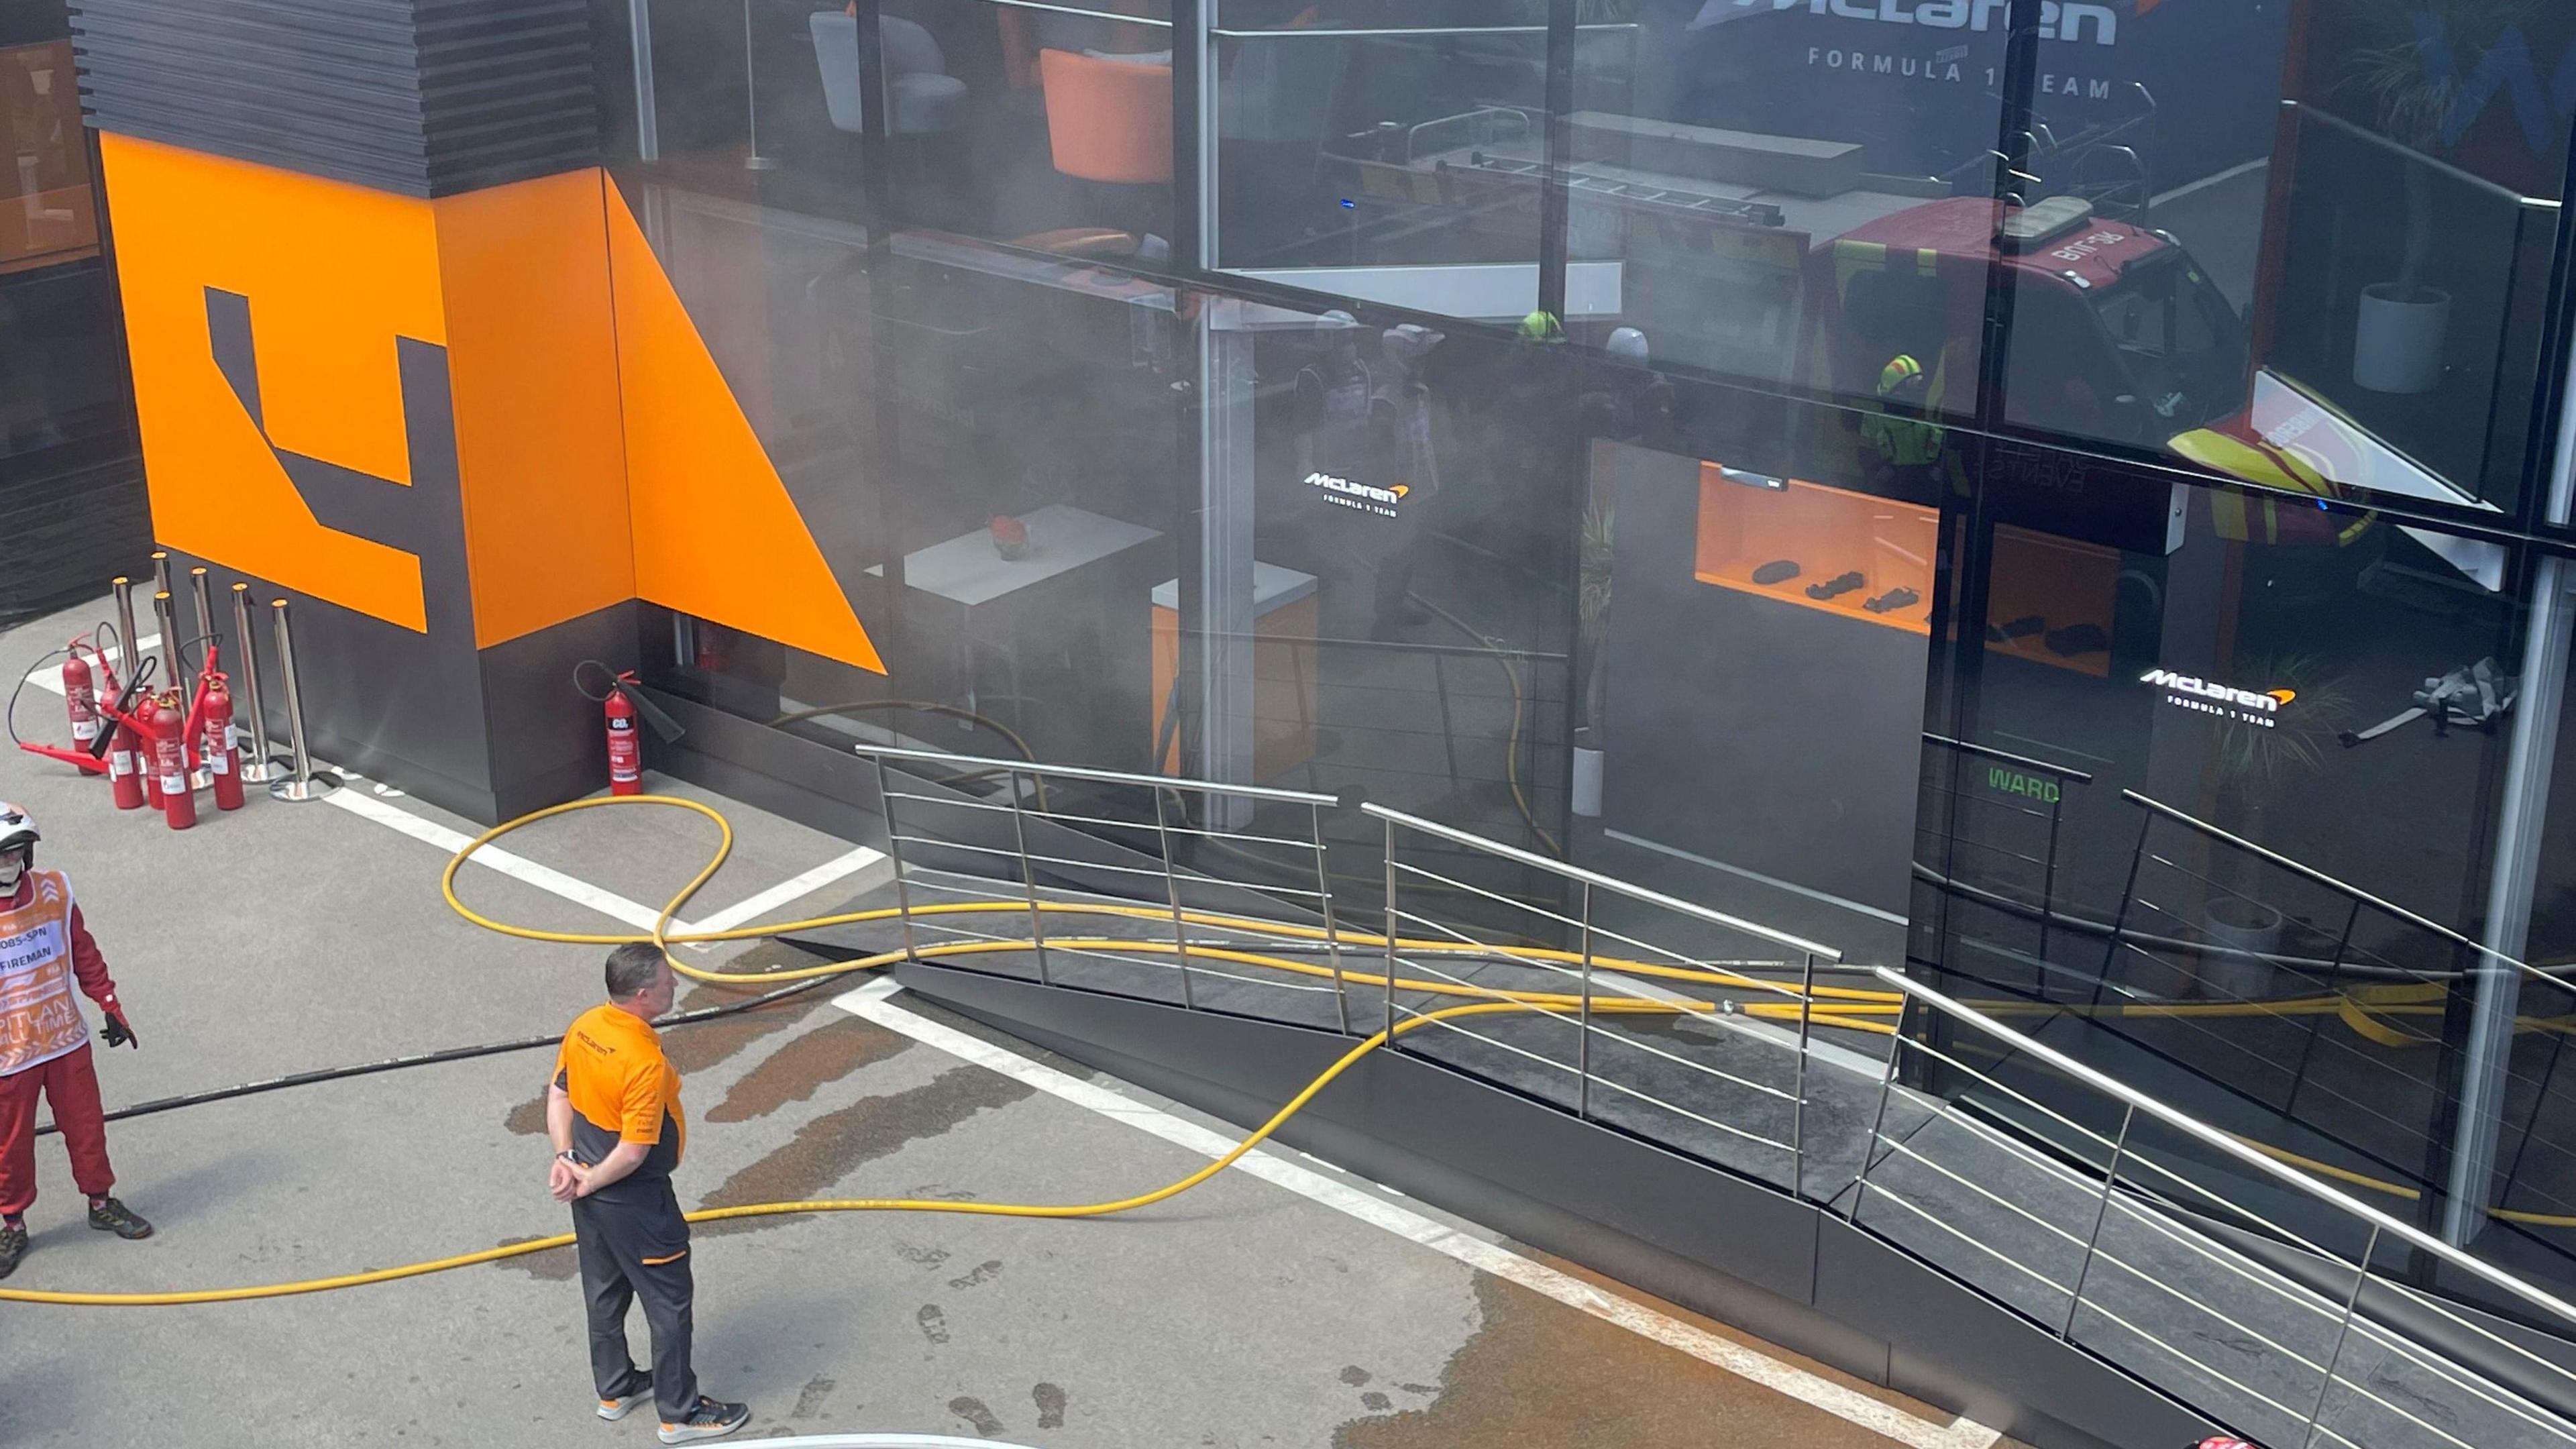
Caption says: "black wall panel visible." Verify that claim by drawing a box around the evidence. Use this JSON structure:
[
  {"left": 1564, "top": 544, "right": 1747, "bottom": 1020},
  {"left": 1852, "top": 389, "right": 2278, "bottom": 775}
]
[{"left": 70, "top": 0, "right": 597, "bottom": 196}]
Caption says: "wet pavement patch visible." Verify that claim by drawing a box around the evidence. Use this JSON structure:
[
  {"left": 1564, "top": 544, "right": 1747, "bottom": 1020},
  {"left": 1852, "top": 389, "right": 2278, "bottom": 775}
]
[
  {"left": 504, "top": 1091, "right": 549, "bottom": 1137},
  {"left": 704, "top": 1016, "right": 912, "bottom": 1122},
  {"left": 793, "top": 1376, "right": 838, "bottom": 1418},
  {"left": 492, "top": 1233, "right": 579, "bottom": 1281},
  {"left": 692, "top": 1067, "right": 1036, "bottom": 1236},
  {"left": 660, "top": 955, "right": 845, "bottom": 1077},
  {"left": 1332, "top": 1273, "right": 1915, "bottom": 1449},
  {"left": 949, "top": 1395, "right": 1005, "bottom": 1436}
]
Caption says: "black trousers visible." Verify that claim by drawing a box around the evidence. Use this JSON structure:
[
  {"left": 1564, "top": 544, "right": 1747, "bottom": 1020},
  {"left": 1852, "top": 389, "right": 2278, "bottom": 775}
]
[{"left": 572, "top": 1179, "right": 698, "bottom": 1419}]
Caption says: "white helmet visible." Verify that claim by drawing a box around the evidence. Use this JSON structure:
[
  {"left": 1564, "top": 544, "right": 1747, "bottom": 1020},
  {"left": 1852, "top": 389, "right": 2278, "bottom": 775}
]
[
  {"left": 0, "top": 802, "right": 33, "bottom": 857},
  {"left": 0, "top": 802, "right": 32, "bottom": 891}
]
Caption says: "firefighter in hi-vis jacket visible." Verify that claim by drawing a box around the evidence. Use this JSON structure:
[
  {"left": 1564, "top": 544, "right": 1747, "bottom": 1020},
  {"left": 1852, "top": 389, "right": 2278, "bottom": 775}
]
[{"left": 0, "top": 802, "right": 150, "bottom": 1280}]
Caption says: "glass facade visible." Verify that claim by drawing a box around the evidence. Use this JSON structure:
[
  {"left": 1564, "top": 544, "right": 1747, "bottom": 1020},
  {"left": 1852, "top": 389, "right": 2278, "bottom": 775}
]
[
  {"left": 592, "top": 0, "right": 2576, "bottom": 1318},
  {"left": 0, "top": 0, "right": 145, "bottom": 622}
]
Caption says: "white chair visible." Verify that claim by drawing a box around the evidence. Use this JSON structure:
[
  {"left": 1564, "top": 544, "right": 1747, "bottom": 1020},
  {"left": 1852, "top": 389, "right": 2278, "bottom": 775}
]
[{"left": 809, "top": 11, "right": 966, "bottom": 136}]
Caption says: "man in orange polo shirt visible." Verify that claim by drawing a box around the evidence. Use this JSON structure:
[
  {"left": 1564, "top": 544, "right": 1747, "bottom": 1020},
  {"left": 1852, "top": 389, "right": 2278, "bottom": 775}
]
[{"left": 546, "top": 943, "right": 749, "bottom": 1444}]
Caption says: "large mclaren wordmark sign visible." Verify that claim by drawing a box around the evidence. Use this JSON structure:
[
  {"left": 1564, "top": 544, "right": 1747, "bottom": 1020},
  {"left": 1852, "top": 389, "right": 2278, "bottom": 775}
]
[
  {"left": 100, "top": 134, "right": 882, "bottom": 672},
  {"left": 1648, "top": 0, "right": 2284, "bottom": 187}
]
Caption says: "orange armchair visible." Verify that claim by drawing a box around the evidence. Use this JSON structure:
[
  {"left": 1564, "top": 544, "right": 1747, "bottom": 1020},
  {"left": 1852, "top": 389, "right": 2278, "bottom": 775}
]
[{"left": 1036, "top": 48, "right": 1171, "bottom": 184}]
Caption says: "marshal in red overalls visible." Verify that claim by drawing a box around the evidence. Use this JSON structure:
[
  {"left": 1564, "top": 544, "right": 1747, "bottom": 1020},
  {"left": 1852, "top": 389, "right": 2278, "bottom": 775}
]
[{"left": 0, "top": 802, "right": 150, "bottom": 1280}]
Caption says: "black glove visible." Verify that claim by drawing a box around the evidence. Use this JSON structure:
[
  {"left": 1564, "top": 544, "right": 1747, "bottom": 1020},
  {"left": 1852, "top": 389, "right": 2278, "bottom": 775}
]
[{"left": 99, "top": 1000, "right": 136, "bottom": 1049}]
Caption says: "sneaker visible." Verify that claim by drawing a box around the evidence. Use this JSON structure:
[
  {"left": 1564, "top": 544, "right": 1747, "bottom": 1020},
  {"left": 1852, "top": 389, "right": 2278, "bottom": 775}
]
[
  {"left": 87, "top": 1198, "right": 153, "bottom": 1240},
  {"left": 658, "top": 1397, "right": 750, "bottom": 1444},
  {"left": 0, "top": 1222, "right": 24, "bottom": 1279},
  {"left": 598, "top": 1374, "right": 654, "bottom": 1421}
]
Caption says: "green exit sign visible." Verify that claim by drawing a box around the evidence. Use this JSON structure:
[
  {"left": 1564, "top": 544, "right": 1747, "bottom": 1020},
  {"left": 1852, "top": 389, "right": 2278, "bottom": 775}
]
[{"left": 1984, "top": 766, "right": 2061, "bottom": 804}]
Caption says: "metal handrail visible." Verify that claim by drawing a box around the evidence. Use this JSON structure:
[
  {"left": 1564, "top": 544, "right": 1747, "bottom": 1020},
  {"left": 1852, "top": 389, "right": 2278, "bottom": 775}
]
[
  {"left": 1210, "top": 22, "right": 1635, "bottom": 38},
  {"left": 1925, "top": 732, "right": 2097, "bottom": 783},
  {"left": 1874, "top": 967, "right": 2576, "bottom": 1336},
  {"left": 2124, "top": 790, "right": 2567, "bottom": 985},
  {"left": 940, "top": 0, "right": 1173, "bottom": 29},
  {"left": 2286, "top": 100, "right": 2559, "bottom": 211},
  {"left": 853, "top": 742, "right": 1336, "bottom": 806},
  {"left": 1362, "top": 802, "right": 1844, "bottom": 963}
]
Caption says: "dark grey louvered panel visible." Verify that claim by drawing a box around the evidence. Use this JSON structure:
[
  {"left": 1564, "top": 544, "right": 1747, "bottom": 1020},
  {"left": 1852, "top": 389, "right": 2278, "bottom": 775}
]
[{"left": 69, "top": 0, "right": 598, "bottom": 198}]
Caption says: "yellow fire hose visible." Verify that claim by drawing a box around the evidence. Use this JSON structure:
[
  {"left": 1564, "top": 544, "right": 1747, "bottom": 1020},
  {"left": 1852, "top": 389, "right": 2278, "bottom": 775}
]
[
  {"left": 0, "top": 795, "right": 1878, "bottom": 1307},
  {"left": 7, "top": 794, "right": 2567, "bottom": 1306}
]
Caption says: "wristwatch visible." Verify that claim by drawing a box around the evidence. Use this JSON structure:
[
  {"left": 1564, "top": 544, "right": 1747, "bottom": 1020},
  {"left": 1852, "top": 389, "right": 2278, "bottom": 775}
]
[{"left": 555, "top": 1149, "right": 580, "bottom": 1166}]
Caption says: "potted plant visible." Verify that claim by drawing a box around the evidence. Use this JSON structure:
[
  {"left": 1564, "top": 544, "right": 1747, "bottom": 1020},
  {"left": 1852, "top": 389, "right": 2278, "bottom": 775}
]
[
  {"left": 2195, "top": 654, "right": 2355, "bottom": 999},
  {"left": 1572, "top": 496, "right": 1613, "bottom": 818},
  {"left": 2332, "top": 0, "right": 2540, "bottom": 393}
]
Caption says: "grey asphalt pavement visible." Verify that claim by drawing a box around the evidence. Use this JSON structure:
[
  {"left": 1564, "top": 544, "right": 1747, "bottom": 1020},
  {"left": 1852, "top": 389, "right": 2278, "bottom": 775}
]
[{"left": 0, "top": 596, "right": 2001, "bottom": 1449}]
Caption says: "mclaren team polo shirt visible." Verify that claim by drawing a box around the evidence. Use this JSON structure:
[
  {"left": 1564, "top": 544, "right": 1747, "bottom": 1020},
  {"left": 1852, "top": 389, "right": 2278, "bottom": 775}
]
[{"left": 555, "top": 1003, "right": 686, "bottom": 1202}]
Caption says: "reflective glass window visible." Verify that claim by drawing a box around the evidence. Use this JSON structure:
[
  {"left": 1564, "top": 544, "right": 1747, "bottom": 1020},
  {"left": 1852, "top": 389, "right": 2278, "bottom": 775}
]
[
  {"left": 1562, "top": 1, "right": 2571, "bottom": 520},
  {"left": 1212, "top": 1, "right": 1553, "bottom": 322}
]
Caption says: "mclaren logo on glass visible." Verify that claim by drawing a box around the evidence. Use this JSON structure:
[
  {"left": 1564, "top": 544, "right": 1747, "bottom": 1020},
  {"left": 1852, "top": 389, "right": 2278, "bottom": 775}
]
[
  {"left": 2139, "top": 668, "right": 2296, "bottom": 727},
  {"left": 1308, "top": 471, "right": 1409, "bottom": 519},
  {"left": 1706, "top": 0, "right": 2127, "bottom": 46}
]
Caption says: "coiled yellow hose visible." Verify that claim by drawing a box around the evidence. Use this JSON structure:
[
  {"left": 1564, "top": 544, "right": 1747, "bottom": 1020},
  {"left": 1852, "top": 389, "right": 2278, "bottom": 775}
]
[
  {"left": 0, "top": 795, "right": 1878, "bottom": 1306},
  {"left": 13, "top": 793, "right": 2571, "bottom": 1305}
]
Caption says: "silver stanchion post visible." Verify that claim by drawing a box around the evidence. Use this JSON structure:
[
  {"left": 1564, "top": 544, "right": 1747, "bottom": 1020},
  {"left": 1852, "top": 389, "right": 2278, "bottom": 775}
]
[
  {"left": 150, "top": 590, "right": 184, "bottom": 703},
  {"left": 110, "top": 576, "right": 142, "bottom": 684},
  {"left": 229, "top": 583, "right": 283, "bottom": 784},
  {"left": 266, "top": 598, "right": 341, "bottom": 802},
  {"left": 187, "top": 568, "right": 218, "bottom": 666},
  {"left": 148, "top": 552, "right": 189, "bottom": 696}
]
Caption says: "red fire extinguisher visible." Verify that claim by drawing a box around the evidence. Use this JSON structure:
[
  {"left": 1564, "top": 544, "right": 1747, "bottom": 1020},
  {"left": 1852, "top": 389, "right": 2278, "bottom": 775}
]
[
  {"left": 62, "top": 645, "right": 101, "bottom": 756},
  {"left": 149, "top": 690, "right": 196, "bottom": 830},
  {"left": 88, "top": 653, "right": 148, "bottom": 812},
  {"left": 200, "top": 673, "right": 244, "bottom": 812},
  {"left": 605, "top": 682, "right": 642, "bottom": 796},
  {"left": 12, "top": 640, "right": 115, "bottom": 778},
  {"left": 129, "top": 670, "right": 163, "bottom": 814},
  {"left": 580, "top": 661, "right": 684, "bottom": 797},
  {"left": 107, "top": 690, "right": 148, "bottom": 811}
]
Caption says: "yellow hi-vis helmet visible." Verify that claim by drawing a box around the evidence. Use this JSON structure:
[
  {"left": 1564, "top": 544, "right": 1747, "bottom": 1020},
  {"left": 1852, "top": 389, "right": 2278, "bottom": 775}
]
[{"left": 1879, "top": 354, "right": 1923, "bottom": 395}]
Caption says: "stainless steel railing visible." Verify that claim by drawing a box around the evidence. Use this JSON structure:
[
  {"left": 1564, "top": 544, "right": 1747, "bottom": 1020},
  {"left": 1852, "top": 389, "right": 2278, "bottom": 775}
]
[
  {"left": 849, "top": 742, "right": 2576, "bottom": 1449},
  {"left": 1864, "top": 970, "right": 2576, "bottom": 1449},
  {"left": 859, "top": 742, "right": 1351, "bottom": 1021},
  {"left": 1364, "top": 800, "right": 1855, "bottom": 1197}
]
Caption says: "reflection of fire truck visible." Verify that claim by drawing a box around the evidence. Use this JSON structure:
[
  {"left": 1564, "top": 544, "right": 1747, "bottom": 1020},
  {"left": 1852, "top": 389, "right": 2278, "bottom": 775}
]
[
  {"left": 1342, "top": 107, "right": 2243, "bottom": 418},
  {"left": 1334, "top": 108, "right": 2375, "bottom": 537}
]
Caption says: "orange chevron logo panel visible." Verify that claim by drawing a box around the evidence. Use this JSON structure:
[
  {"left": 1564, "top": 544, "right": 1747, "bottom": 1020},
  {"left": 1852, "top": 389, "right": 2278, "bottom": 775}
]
[
  {"left": 101, "top": 135, "right": 881, "bottom": 673},
  {"left": 604, "top": 192, "right": 884, "bottom": 674},
  {"left": 101, "top": 134, "right": 441, "bottom": 633}
]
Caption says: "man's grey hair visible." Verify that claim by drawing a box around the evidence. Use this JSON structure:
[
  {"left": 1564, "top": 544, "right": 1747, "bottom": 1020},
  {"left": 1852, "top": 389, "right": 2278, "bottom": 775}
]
[{"left": 604, "top": 943, "right": 667, "bottom": 1002}]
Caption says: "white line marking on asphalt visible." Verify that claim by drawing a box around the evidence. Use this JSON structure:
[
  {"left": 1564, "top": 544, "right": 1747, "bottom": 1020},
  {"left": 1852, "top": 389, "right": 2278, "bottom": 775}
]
[
  {"left": 311, "top": 773, "right": 866, "bottom": 953},
  {"left": 321, "top": 787, "right": 673, "bottom": 934},
  {"left": 27, "top": 647, "right": 691, "bottom": 935},
  {"left": 18, "top": 641, "right": 849, "bottom": 943},
  {"left": 833, "top": 976, "right": 2000, "bottom": 1449},
  {"left": 690, "top": 845, "right": 885, "bottom": 935},
  {"left": 28, "top": 626, "right": 1986, "bottom": 1446}
]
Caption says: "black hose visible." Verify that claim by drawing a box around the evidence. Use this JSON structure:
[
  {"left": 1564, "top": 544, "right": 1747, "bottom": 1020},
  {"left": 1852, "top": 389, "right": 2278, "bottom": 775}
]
[
  {"left": 35, "top": 970, "right": 853, "bottom": 1138},
  {"left": 4, "top": 644, "right": 75, "bottom": 755}
]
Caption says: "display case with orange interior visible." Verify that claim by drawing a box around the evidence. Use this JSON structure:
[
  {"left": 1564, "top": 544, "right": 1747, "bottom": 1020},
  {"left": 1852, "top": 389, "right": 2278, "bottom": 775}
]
[
  {"left": 1982, "top": 524, "right": 2118, "bottom": 677},
  {"left": 1693, "top": 462, "right": 1937, "bottom": 633}
]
